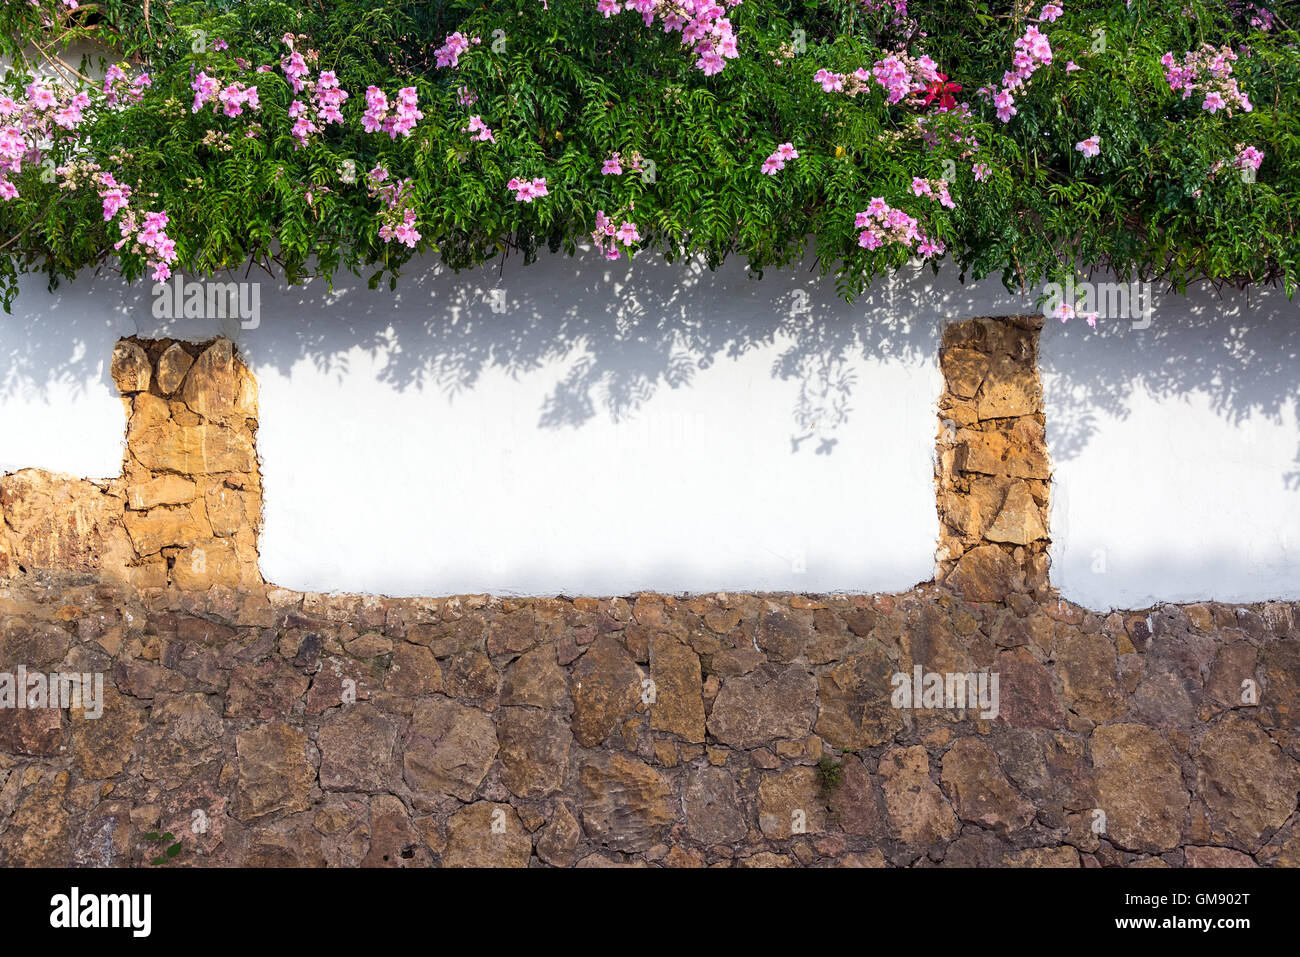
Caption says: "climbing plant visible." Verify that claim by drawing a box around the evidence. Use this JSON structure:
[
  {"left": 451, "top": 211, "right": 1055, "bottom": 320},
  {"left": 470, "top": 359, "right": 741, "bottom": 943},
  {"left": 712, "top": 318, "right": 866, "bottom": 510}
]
[{"left": 0, "top": 0, "right": 1294, "bottom": 311}]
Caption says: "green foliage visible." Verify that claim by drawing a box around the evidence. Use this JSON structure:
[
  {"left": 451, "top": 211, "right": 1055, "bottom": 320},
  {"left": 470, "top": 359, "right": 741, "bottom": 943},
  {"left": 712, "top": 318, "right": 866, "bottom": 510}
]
[
  {"left": 142, "top": 830, "right": 183, "bottom": 865},
  {"left": 817, "top": 755, "right": 845, "bottom": 794},
  {"left": 0, "top": 0, "right": 1295, "bottom": 310}
]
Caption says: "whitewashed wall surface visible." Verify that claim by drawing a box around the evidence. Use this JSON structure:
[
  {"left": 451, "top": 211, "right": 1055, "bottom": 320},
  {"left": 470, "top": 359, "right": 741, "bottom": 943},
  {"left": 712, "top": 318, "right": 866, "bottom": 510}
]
[{"left": 0, "top": 253, "right": 1296, "bottom": 607}]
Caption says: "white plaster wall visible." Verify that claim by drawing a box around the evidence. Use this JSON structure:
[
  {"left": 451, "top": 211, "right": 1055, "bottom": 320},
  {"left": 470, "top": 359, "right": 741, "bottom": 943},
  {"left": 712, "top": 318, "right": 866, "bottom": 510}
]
[
  {"left": 0, "top": 254, "right": 946, "bottom": 596},
  {"left": 1, "top": 255, "right": 1297, "bottom": 605},
  {"left": 1040, "top": 282, "right": 1300, "bottom": 609}
]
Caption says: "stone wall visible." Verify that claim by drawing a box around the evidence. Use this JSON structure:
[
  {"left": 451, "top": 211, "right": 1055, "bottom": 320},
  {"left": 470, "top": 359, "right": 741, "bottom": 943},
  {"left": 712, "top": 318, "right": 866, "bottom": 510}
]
[
  {"left": 936, "top": 315, "right": 1052, "bottom": 602},
  {"left": 0, "top": 572, "right": 1296, "bottom": 867},
  {"left": 0, "top": 338, "right": 262, "bottom": 591},
  {"left": 0, "top": 326, "right": 1297, "bottom": 868}
]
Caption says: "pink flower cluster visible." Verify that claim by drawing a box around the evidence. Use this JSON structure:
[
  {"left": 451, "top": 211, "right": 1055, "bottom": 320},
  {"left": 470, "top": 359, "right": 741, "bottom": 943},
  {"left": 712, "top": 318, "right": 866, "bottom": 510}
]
[
  {"left": 0, "top": 79, "right": 98, "bottom": 200},
  {"left": 872, "top": 53, "right": 941, "bottom": 104},
  {"left": 1236, "top": 144, "right": 1264, "bottom": 171},
  {"left": 602, "top": 1, "right": 743, "bottom": 75},
  {"left": 96, "top": 172, "right": 178, "bottom": 280},
  {"left": 97, "top": 171, "right": 130, "bottom": 219},
  {"left": 976, "top": 7, "right": 1065, "bottom": 125},
  {"left": 991, "top": 24, "right": 1054, "bottom": 122},
  {"left": 1206, "top": 143, "right": 1265, "bottom": 184},
  {"left": 1161, "top": 46, "right": 1253, "bottom": 115},
  {"left": 592, "top": 209, "right": 640, "bottom": 259},
  {"left": 102, "top": 64, "right": 150, "bottom": 107},
  {"left": 910, "top": 176, "right": 955, "bottom": 208},
  {"left": 854, "top": 197, "right": 944, "bottom": 256},
  {"left": 191, "top": 71, "right": 260, "bottom": 118},
  {"left": 464, "top": 115, "right": 495, "bottom": 143},
  {"left": 507, "top": 177, "right": 549, "bottom": 202},
  {"left": 435, "top": 32, "right": 479, "bottom": 69},
  {"left": 814, "top": 52, "right": 943, "bottom": 108},
  {"left": 0, "top": 58, "right": 175, "bottom": 276},
  {"left": 859, "top": 1, "right": 909, "bottom": 23},
  {"left": 1228, "top": 2, "right": 1275, "bottom": 30},
  {"left": 361, "top": 86, "right": 423, "bottom": 140},
  {"left": 367, "top": 165, "right": 420, "bottom": 248},
  {"left": 286, "top": 67, "right": 349, "bottom": 146},
  {"left": 761, "top": 142, "right": 798, "bottom": 175},
  {"left": 313, "top": 71, "right": 349, "bottom": 124},
  {"left": 280, "top": 43, "right": 311, "bottom": 93}
]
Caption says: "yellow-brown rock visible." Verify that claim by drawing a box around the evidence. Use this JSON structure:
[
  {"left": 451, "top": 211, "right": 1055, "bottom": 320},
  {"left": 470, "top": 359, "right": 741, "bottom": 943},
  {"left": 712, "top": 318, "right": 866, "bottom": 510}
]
[{"left": 156, "top": 342, "right": 195, "bottom": 394}]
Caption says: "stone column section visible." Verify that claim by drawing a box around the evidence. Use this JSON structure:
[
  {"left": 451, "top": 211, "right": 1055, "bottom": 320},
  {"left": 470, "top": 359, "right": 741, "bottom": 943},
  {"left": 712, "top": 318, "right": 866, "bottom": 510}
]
[
  {"left": 935, "top": 315, "right": 1052, "bottom": 603},
  {"left": 0, "top": 337, "right": 263, "bottom": 590}
]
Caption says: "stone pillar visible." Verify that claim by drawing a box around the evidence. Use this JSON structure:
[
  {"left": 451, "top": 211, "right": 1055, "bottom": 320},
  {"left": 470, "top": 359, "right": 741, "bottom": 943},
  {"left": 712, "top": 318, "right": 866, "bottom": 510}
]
[
  {"left": 935, "top": 315, "right": 1052, "bottom": 603},
  {"left": 0, "top": 338, "right": 263, "bottom": 591}
]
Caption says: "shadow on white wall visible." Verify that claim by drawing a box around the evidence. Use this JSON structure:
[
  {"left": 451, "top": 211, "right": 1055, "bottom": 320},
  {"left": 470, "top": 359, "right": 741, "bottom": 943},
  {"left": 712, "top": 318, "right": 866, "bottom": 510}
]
[{"left": 0, "top": 250, "right": 1296, "bottom": 606}]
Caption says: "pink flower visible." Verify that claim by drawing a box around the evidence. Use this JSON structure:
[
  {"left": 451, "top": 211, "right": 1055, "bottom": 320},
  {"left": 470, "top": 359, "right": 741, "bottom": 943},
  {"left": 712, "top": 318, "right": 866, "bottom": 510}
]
[
  {"left": 1075, "top": 135, "right": 1100, "bottom": 157},
  {"left": 762, "top": 143, "right": 797, "bottom": 174},
  {"left": 1236, "top": 145, "right": 1264, "bottom": 171},
  {"left": 280, "top": 51, "right": 309, "bottom": 93},
  {"left": 615, "top": 221, "right": 640, "bottom": 244},
  {"left": 436, "top": 31, "right": 473, "bottom": 68},
  {"left": 392, "top": 209, "right": 421, "bottom": 248},
  {"left": 190, "top": 71, "right": 219, "bottom": 113},
  {"left": 384, "top": 87, "right": 423, "bottom": 138},
  {"left": 26, "top": 84, "right": 55, "bottom": 111},
  {"left": 911, "top": 177, "right": 932, "bottom": 197},
  {"left": 53, "top": 104, "right": 83, "bottom": 129},
  {"left": 509, "top": 177, "right": 548, "bottom": 202},
  {"left": 993, "top": 89, "right": 1017, "bottom": 123},
  {"left": 858, "top": 229, "right": 883, "bottom": 250},
  {"left": 697, "top": 49, "right": 725, "bottom": 75},
  {"left": 1039, "top": 4, "right": 1063, "bottom": 21},
  {"left": 362, "top": 87, "right": 389, "bottom": 133},
  {"left": 1054, "top": 302, "right": 1075, "bottom": 322},
  {"left": 217, "top": 83, "right": 259, "bottom": 117},
  {"left": 597, "top": 0, "right": 622, "bottom": 16},
  {"left": 602, "top": 153, "right": 623, "bottom": 175},
  {"left": 464, "top": 115, "right": 495, "bottom": 143},
  {"left": 0, "top": 128, "right": 23, "bottom": 162},
  {"left": 1202, "top": 91, "right": 1226, "bottom": 112},
  {"left": 100, "top": 186, "right": 131, "bottom": 221},
  {"left": 866, "top": 197, "right": 890, "bottom": 218},
  {"left": 814, "top": 69, "right": 845, "bottom": 93},
  {"left": 0, "top": 179, "right": 17, "bottom": 201},
  {"left": 1065, "top": 60, "right": 1081, "bottom": 72},
  {"left": 973, "top": 163, "right": 991, "bottom": 182}
]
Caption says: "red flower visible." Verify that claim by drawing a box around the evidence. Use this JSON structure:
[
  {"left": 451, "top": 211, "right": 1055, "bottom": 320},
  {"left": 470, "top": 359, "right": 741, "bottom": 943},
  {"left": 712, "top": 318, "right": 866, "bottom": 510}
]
[{"left": 922, "top": 73, "right": 963, "bottom": 111}]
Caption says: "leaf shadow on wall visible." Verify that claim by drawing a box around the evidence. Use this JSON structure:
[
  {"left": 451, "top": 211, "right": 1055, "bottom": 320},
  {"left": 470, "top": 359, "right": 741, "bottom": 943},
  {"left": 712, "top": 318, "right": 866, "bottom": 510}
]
[{"left": 0, "top": 251, "right": 1298, "bottom": 482}]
